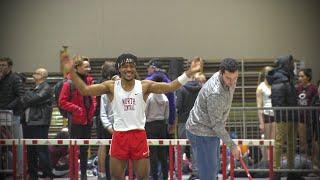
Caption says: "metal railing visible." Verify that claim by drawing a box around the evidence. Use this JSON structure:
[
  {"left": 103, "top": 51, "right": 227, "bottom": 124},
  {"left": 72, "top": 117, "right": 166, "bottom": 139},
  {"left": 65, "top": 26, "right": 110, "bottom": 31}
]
[
  {"left": 1, "top": 107, "right": 319, "bottom": 179},
  {"left": 0, "top": 110, "right": 15, "bottom": 177},
  {"left": 227, "top": 106, "right": 320, "bottom": 177}
]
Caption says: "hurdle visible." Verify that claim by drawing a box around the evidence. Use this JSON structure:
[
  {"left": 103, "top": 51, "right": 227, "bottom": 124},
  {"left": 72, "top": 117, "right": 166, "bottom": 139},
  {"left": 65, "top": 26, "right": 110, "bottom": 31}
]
[{"left": 0, "top": 138, "right": 277, "bottom": 180}]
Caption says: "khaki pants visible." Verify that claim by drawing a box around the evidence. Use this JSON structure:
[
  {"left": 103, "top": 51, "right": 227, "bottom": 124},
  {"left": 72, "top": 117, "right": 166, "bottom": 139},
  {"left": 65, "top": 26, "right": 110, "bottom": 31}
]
[{"left": 274, "top": 122, "right": 297, "bottom": 169}]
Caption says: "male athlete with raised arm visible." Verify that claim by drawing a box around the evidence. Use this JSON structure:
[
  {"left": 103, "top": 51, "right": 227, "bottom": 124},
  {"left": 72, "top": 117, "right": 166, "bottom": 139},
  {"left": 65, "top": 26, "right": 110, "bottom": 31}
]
[{"left": 62, "top": 53, "right": 202, "bottom": 180}]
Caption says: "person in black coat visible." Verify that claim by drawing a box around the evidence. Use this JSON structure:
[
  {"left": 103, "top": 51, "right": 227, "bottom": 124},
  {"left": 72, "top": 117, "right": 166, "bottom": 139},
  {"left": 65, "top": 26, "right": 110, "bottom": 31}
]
[
  {"left": 176, "top": 72, "right": 204, "bottom": 178},
  {"left": 0, "top": 57, "right": 25, "bottom": 115},
  {"left": 20, "top": 68, "right": 54, "bottom": 179},
  {"left": 0, "top": 57, "right": 25, "bottom": 177},
  {"left": 266, "top": 54, "right": 298, "bottom": 172}
]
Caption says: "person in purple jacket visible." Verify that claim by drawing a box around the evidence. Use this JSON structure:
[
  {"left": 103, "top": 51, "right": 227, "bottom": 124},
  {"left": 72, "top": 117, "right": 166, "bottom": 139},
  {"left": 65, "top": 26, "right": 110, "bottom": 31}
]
[{"left": 144, "top": 58, "right": 176, "bottom": 135}]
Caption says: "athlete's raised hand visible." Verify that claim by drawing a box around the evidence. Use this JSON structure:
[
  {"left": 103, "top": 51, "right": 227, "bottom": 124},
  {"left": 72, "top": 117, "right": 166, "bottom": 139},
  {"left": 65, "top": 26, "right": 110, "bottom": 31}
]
[{"left": 60, "top": 55, "right": 74, "bottom": 74}]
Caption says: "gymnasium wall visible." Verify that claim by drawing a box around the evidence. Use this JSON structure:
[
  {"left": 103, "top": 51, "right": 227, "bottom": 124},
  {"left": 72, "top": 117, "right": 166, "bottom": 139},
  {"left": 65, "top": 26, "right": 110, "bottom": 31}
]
[{"left": 0, "top": 0, "right": 319, "bottom": 80}]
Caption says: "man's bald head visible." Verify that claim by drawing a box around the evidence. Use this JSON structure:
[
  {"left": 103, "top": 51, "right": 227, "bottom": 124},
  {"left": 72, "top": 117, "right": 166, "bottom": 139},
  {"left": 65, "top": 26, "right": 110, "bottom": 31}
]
[
  {"left": 33, "top": 68, "right": 48, "bottom": 83},
  {"left": 36, "top": 68, "right": 48, "bottom": 78}
]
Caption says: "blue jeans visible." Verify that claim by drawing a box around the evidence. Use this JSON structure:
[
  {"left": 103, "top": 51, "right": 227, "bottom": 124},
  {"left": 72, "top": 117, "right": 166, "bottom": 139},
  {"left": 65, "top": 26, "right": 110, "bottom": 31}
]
[
  {"left": 186, "top": 130, "right": 220, "bottom": 180},
  {"left": 12, "top": 115, "right": 23, "bottom": 175}
]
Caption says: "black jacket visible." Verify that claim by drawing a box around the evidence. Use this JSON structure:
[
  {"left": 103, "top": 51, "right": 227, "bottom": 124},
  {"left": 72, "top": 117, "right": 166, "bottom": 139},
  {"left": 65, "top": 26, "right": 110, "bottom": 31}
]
[
  {"left": 21, "top": 81, "right": 53, "bottom": 126},
  {"left": 266, "top": 55, "right": 298, "bottom": 122},
  {"left": 0, "top": 71, "right": 25, "bottom": 115},
  {"left": 312, "top": 95, "right": 320, "bottom": 125},
  {"left": 312, "top": 95, "right": 320, "bottom": 107},
  {"left": 176, "top": 81, "right": 202, "bottom": 123}
]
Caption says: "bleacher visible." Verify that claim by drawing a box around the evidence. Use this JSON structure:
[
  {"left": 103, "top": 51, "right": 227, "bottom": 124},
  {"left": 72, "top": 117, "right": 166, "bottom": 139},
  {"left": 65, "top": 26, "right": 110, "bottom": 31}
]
[{"left": 22, "top": 57, "right": 300, "bottom": 139}]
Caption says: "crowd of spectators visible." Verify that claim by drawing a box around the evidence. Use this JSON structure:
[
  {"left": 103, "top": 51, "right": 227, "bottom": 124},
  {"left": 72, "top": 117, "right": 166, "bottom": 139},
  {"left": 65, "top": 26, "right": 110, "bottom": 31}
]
[{"left": 1, "top": 54, "right": 319, "bottom": 179}]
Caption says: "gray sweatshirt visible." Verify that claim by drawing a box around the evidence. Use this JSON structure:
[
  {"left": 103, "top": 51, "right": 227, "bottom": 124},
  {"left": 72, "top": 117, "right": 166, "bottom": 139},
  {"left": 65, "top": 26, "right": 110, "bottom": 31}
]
[
  {"left": 185, "top": 71, "right": 236, "bottom": 148},
  {"left": 145, "top": 93, "right": 169, "bottom": 122},
  {"left": 100, "top": 94, "right": 114, "bottom": 129}
]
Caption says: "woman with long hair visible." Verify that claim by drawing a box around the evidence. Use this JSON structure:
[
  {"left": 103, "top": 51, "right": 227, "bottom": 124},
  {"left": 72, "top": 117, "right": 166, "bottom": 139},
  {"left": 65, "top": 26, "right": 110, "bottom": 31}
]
[
  {"left": 256, "top": 66, "right": 275, "bottom": 163},
  {"left": 295, "top": 69, "right": 318, "bottom": 158}
]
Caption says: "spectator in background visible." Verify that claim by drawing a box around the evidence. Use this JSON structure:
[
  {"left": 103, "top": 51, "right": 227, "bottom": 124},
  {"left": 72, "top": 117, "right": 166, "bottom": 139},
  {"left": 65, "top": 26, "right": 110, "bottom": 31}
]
[
  {"left": 97, "top": 61, "right": 118, "bottom": 180},
  {"left": 39, "top": 127, "right": 70, "bottom": 177},
  {"left": 295, "top": 69, "right": 318, "bottom": 157},
  {"left": 59, "top": 56, "right": 96, "bottom": 180},
  {"left": 145, "top": 74, "right": 170, "bottom": 180},
  {"left": 145, "top": 58, "right": 176, "bottom": 135},
  {"left": 194, "top": 72, "right": 206, "bottom": 86},
  {"left": 20, "top": 68, "right": 53, "bottom": 179},
  {"left": 49, "top": 128, "right": 70, "bottom": 177},
  {"left": 266, "top": 55, "right": 298, "bottom": 178},
  {"left": 0, "top": 57, "right": 25, "bottom": 176},
  {"left": 176, "top": 72, "right": 204, "bottom": 178},
  {"left": 256, "top": 66, "right": 275, "bottom": 163}
]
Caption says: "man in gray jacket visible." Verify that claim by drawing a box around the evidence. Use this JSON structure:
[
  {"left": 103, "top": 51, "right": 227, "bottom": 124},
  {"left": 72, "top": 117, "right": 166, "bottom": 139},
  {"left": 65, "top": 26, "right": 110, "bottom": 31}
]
[{"left": 185, "top": 58, "right": 241, "bottom": 180}]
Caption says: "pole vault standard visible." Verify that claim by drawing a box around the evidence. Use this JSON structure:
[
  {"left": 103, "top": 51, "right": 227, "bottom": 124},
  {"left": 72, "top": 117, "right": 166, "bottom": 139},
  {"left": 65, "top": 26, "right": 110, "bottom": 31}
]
[{"left": 0, "top": 139, "right": 274, "bottom": 180}]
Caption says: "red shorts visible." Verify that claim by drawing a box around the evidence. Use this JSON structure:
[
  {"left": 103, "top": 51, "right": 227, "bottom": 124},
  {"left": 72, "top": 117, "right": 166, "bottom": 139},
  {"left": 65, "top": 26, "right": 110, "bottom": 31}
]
[{"left": 109, "top": 129, "right": 149, "bottom": 160}]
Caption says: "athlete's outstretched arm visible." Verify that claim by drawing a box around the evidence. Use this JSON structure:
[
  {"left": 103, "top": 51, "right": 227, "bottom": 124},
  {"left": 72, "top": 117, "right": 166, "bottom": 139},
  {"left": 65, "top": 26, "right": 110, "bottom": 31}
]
[
  {"left": 62, "top": 58, "right": 111, "bottom": 96},
  {"left": 146, "top": 57, "right": 203, "bottom": 94},
  {"left": 70, "top": 70, "right": 111, "bottom": 96}
]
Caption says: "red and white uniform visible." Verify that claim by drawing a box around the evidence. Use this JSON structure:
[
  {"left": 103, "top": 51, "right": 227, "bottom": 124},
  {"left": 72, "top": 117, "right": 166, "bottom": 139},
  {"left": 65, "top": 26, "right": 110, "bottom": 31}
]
[
  {"left": 111, "top": 80, "right": 146, "bottom": 131},
  {"left": 110, "top": 80, "right": 149, "bottom": 160}
]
